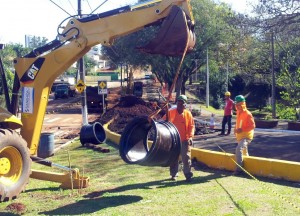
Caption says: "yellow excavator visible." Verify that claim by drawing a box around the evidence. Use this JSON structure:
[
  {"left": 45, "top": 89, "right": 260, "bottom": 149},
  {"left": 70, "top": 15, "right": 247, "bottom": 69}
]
[{"left": 0, "top": 0, "right": 195, "bottom": 201}]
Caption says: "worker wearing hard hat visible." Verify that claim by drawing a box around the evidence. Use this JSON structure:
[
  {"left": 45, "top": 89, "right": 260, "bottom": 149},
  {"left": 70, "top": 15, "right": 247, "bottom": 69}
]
[
  {"left": 163, "top": 94, "right": 195, "bottom": 182},
  {"left": 219, "top": 91, "right": 234, "bottom": 136},
  {"left": 233, "top": 95, "right": 255, "bottom": 175}
]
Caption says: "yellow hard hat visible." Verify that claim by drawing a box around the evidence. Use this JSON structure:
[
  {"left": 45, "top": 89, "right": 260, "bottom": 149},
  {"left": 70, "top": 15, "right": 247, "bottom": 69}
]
[{"left": 225, "top": 91, "right": 231, "bottom": 96}]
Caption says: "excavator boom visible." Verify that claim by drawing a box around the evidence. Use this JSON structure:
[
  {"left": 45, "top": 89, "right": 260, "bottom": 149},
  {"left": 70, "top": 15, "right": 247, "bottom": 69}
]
[
  {"left": 0, "top": 0, "right": 195, "bottom": 201},
  {"left": 14, "top": 0, "right": 195, "bottom": 155}
]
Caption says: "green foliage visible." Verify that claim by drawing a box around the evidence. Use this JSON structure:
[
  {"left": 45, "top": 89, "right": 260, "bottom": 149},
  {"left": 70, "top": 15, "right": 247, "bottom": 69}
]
[
  {"left": 102, "top": 0, "right": 239, "bottom": 95},
  {"left": 65, "top": 67, "right": 77, "bottom": 77},
  {"left": 276, "top": 103, "right": 297, "bottom": 121},
  {"left": 277, "top": 56, "right": 300, "bottom": 120},
  {"left": 0, "top": 43, "right": 31, "bottom": 102},
  {"left": 26, "top": 36, "right": 48, "bottom": 49},
  {"left": 84, "top": 55, "right": 98, "bottom": 74}
]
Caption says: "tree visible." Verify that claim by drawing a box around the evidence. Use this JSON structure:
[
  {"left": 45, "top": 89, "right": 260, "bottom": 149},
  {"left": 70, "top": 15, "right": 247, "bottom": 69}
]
[
  {"left": 102, "top": 0, "right": 241, "bottom": 98},
  {"left": 0, "top": 43, "right": 30, "bottom": 108},
  {"left": 276, "top": 45, "right": 300, "bottom": 120},
  {"left": 84, "top": 55, "right": 98, "bottom": 75},
  {"left": 254, "top": 0, "right": 299, "bottom": 36},
  {"left": 26, "top": 36, "right": 49, "bottom": 49}
]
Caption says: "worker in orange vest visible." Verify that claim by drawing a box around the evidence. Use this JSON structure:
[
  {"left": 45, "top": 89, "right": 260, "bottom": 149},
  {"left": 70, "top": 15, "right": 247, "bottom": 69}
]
[
  {"left": 233, "top": 95, "right": 255, "bottom": 175},
  {"left": 163, "top": 95, "right": 195, "bottom": 182}
]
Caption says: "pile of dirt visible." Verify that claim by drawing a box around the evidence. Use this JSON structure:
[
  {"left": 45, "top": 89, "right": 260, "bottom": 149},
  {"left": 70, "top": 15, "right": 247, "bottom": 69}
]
[{"left": 98, "top": 95, "right": 165, "bottom": 134}]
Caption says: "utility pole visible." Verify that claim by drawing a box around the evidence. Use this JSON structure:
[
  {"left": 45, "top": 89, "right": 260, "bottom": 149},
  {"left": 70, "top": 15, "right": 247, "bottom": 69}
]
[
  {"left": 78, "top": 0, "right": 88, "bottom": 125},
  {"left": 271, "top": 32, "right": 276, "bottom": 119},
  {"left": 206, "top": 48, "right": 209, "bottom": 108},
  {"left": 226, "top": 60, "right": 229, "bottom": 91}
]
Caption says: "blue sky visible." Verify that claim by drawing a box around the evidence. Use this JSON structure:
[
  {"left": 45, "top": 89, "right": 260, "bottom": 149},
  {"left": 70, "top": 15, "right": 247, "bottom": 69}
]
[{"left": 0, "top": 0, "right": 254, "bottom": 45}]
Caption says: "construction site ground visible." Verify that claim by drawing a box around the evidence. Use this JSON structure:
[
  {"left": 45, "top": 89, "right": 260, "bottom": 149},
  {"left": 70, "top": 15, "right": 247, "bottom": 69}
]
[{"left": 43, "top": 80, "right": 300, "bottom": 163}]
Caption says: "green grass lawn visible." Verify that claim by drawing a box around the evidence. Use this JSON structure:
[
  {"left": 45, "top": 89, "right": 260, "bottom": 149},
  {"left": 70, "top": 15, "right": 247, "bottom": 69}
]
[{"left": 1, "top": 140, "right": 299, "bottom": 215}]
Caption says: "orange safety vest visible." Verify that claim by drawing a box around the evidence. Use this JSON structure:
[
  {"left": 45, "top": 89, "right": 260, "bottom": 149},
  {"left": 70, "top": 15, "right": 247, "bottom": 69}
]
[
  {"left": 164, "top": 108, "right": 195, "bottom": 141},
  {"left": 235, "top": 109, "right": 255, "bottom": 142}
]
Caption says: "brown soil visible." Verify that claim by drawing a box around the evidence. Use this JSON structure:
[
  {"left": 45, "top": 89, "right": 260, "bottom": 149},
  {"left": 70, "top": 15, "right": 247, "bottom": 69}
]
[
  {"left": 5, "top": 203, "right": 26, "bottom": 214},
  {"left": 98, "top": 94, "right": 165, "bottom": 134},
  {"left": 94, "top": 85, "right": 207, "bottom": 135}
]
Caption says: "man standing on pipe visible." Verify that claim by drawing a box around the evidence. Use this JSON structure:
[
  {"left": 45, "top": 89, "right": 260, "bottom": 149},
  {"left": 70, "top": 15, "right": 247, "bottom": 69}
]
[{"left": 163, "top": 95, "right": 195, "bottom": 182}]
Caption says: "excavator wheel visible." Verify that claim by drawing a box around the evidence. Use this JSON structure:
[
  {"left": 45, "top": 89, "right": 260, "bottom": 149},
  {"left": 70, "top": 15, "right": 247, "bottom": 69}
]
[{"left": 0, "top": 129, "right": 31, "bottom": 202}]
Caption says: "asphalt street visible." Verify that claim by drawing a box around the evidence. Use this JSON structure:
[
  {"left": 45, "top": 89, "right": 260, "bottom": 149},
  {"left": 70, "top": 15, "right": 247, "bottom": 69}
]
[{"left": 193, "top": 115, "right": 300, "bottom": 163}]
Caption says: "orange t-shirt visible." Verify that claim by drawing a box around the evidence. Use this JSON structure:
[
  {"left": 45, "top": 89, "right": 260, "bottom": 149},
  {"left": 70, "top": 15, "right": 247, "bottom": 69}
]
[
  {"left": 173, "top": 112, "right": 186, "bottom": 142},
  {"left": 163, "top": 108, "right": 195, "bottom": 141},
  {"left": 235, "top": 109, "right": 255, "bottom": 142}
]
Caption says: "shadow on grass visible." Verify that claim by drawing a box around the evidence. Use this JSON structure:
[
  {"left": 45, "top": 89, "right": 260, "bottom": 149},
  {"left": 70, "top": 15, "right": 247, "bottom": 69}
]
[
  {"left": 25, "top": 187, "right": 60, "bottom": 193},
  {"left": 84, "top": 171, "right": 225, "bottom": 200},
  {"left": 40, "top": 195, "right": 142, "bottom": 215},
  {"left": 214, "top": 179, "right": 247, "bottom": 215},
  {"left": 0, "top": 212, "right": 19, "bottom": 216}
]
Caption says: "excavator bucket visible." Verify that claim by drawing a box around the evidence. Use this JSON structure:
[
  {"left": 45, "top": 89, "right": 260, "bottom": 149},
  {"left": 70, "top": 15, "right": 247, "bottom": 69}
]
[{"left": 137, "top": 5, "right": 195, "bottom": 56}]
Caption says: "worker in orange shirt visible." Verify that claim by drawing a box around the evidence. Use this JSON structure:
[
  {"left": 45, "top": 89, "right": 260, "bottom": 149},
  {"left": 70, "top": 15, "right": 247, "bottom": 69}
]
[
  {"left": 163, "top": 95, "right": 195, "bottom": 182},
  {"left": 233, "top": 95, "right": 255, "bottom": 175}
]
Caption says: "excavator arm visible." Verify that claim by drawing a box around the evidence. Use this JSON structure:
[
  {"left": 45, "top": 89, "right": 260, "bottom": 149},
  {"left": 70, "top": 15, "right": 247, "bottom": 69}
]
[{"left": 13, "top": 0, "right": 195, "bottom": 155}]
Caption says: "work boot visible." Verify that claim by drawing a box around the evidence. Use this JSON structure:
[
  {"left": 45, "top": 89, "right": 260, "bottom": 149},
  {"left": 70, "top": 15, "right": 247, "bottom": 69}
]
[
  {"left": 232, "top": 170, "right": 246, "bottom": 177},
  {"left": 170, "top": 174, "right": 178, "bottom": 181},
  {"left": 185, "top": 173, "right": 193, "bottom": 182},
  {"left": 185, "top": 177, "right": 192, "bottom": 182},
  {"left": 218, "top": 133, "right": 225, "bottom": 136}
]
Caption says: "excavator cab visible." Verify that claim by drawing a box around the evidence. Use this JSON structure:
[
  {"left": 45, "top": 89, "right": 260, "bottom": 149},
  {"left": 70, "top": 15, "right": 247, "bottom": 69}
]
[{"left": 138, "top": 5, "right": 195, "bottom": 56}]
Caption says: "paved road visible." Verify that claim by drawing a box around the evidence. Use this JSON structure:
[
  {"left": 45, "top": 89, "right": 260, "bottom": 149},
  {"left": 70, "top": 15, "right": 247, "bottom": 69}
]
[
  {"left": 42, "top": 94, "right": 100, "bottom": 150},
  {"left": 192, "top": 112, "right": 300, "bottom": 163},
  {"left": 193, "top": 130, "right": 300, "bottom": 163}
]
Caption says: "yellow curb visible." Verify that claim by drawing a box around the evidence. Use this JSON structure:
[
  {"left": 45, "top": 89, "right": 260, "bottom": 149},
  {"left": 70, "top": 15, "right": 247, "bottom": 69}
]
[
  {"left": 191, "top": 148, "right": 300, "bottom": 182},
  {"left": 103, "top": 122, "right": 300, "bottom": 182},
  {"left": 103, "top": 120, "right": 121, "bottom": 144}
]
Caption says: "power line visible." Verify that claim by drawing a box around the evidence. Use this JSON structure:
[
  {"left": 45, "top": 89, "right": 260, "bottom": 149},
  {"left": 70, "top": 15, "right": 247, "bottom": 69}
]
[
  {"left": 85, "top": 0, "right": 93, "bottom": 13},
  {"left": 67, "top": 0, "right": 77, "bottom": 15},
  {"left": 91, "top": 0, "right": 109, "bottom": 14},
  {"left": 49, "top": 0, "right": 72, "bottom": 16}
]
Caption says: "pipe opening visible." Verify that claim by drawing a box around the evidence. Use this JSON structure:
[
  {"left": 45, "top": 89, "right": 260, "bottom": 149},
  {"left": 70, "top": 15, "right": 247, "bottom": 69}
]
[{"left": 119, "top": 116, "right": 181, "bottom": 167}]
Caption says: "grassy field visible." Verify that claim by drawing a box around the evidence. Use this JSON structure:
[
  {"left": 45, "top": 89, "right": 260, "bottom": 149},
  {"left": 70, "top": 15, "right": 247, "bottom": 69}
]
[{"left": 0, "top": 140, "right": 300, "bottom": 215}]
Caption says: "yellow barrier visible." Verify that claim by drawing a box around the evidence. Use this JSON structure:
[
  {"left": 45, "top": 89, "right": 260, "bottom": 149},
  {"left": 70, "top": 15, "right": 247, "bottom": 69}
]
[
  {"left": 191, "top": 148, "right": 300, "bottom": 182},
  {"left": 103, "top": 122, "right": 300, "bottom": 182}
]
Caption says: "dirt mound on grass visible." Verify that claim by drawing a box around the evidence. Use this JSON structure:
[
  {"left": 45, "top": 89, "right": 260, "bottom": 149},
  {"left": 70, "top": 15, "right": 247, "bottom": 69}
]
[{"left": 98, "top": 95, "right": 165, "bottom": 134}]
